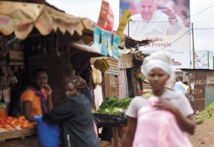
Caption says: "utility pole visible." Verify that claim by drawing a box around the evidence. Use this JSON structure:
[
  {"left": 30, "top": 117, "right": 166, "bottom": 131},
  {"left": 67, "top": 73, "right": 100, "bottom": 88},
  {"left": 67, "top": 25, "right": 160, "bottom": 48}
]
[{"left": 191, "top": 23, "right": 195, "bottom": 69}]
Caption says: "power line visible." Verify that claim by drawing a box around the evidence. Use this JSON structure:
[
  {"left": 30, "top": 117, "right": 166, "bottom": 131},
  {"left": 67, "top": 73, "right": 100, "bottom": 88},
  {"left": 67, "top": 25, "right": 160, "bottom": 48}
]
[
  {"left": 141, "top": 27, "right": 214, "bottom": 54},
  {"left": 146, "top": 29, "right": 191, "bottom": 53},
  {"left": 194, "top": 28, "right": 214, "bottom": 30},
  {"left": 191, "top": 3, "right": 214, "bottom": 18}
]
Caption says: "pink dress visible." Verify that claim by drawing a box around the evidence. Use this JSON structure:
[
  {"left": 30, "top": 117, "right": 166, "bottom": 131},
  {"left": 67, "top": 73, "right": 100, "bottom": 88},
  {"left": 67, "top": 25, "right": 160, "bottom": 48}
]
[
  {"left": 133, "top": 96, "right": 192, "bottom": 147},
  {"left": 94, "top": 122, "right": 98, "bottom": 137}
]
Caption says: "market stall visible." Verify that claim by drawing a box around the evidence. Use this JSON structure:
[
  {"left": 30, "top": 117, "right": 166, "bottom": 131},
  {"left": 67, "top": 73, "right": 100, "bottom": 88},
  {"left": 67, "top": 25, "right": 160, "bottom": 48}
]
[
  {"left": 93, "top": 96, "right": 132, "bottom": 147},
  {"left": 0, "top": 130, "right": 38, "bottom": 147},
  {"left": 94, "top": 113, "right": 127, "bottom": 147},
  {"left": 0, "top": 1, "right": 96, "bottom": 146},
  {"left": 0, "top": 1, "right": 150, "bottom": 147},
  {"left": 0, "top": 113, "right": 38, "bottom": 146}
]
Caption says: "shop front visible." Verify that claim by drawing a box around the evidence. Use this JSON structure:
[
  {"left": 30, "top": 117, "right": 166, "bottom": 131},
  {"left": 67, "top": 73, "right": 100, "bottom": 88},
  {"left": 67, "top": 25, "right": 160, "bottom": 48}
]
[
  {"left": 181, "top": 69, "right": 214, "bottom": 111},
  {"left": 0, "top": 1, "right": 96, "bottom": 146}
]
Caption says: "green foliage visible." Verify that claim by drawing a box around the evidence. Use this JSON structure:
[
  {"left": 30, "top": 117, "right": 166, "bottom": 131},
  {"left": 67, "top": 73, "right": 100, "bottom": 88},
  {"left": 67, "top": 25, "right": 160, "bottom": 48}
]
[
  {"left": 97, "top": 96, "right": 132, "bottom": 114},
  {"left": 195, "top": 103, "right": 214, "bottom": 125},
  {"left": 201, "top": 103, "right": 214, "bottom": 119}
]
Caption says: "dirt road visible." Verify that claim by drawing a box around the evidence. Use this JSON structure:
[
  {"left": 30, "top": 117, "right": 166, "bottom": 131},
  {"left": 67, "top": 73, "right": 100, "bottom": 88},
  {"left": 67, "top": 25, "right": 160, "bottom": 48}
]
[{"left": 189, "top": 117, "right": 214, "bottom": 147}]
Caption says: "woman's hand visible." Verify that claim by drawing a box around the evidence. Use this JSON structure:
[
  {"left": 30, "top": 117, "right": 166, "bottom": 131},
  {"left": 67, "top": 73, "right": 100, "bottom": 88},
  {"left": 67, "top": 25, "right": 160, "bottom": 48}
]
[
  {"left": 44, "top": 84, "right": 52, "bottom": 96},
  {"left": 45, "top": 84, "right": 53, "bottom": 110},
  {"left": 154, "top": 97, "right": 196, "bottom": 135},
  {"left": 154, "top": 98, "right": 177, "bottom": 113}
]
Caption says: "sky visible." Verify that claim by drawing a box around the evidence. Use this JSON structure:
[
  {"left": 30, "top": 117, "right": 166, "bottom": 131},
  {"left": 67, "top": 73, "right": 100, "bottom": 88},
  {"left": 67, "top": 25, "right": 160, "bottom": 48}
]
[
  {"left": 190, "top": 0, "right": 214, "bottom": 51},
  {"left": 47, "top": 0, "right": 214, "bottom": 52}
]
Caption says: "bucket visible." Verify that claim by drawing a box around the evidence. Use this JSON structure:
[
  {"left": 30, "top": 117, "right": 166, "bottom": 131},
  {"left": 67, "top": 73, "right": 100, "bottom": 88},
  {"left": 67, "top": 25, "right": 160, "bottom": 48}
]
[{"left": 34, "top": 116, "right": 60, "bottom": 147}]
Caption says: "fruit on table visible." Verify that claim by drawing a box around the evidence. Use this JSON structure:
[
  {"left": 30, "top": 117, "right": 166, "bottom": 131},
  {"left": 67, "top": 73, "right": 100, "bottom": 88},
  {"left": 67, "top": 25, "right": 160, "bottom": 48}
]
[{"left": 0, "top": 115, "right": 36, "bottom": 132}]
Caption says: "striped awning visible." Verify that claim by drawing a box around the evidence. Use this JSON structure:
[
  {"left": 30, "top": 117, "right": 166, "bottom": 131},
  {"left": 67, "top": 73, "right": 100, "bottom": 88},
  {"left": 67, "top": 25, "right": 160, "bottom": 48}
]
[{"left": 0, "top": 1, "right": 94, "bottom": 39}]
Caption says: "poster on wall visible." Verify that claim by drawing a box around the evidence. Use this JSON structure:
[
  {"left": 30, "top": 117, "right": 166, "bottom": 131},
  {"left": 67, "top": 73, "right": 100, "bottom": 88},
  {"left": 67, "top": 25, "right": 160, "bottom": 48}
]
[
  {"left": 94, "top": 25, "right": 101, "bottom": 53},
  {"left": 120, "top": 0, "right": 191, "bottom": 69},
  {"left": 194, "top": 51, "right": 213, "bottom": 69},
  {"left": 107, "top": 32, "right": 113, "bottom": 56},
  {"left": 101, "top": 30, "right": 108, "bottom": 56},
  {"left": 112, "top": 34, "right": 120, "bottom": 59},
  {"left": 209, "top": 51, "right": 213, "bottom": 69}
]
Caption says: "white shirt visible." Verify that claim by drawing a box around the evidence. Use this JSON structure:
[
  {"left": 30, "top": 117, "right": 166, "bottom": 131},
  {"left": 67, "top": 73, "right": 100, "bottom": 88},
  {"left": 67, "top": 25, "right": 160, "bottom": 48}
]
[
  {"left": 123, "top": 11, "right": 184, "bottom": 38},
  {"left": 126, "top": 89, "right": 193, "bottom": 118},
  {"left": 173, "top": 81, "right": 188, "bottom": 95}
]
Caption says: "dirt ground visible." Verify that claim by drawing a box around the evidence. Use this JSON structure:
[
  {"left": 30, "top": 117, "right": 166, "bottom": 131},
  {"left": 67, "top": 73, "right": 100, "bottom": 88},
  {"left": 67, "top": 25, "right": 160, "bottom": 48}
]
[{"left": 189, "top": 117, "right": 214, "bottom": 147}]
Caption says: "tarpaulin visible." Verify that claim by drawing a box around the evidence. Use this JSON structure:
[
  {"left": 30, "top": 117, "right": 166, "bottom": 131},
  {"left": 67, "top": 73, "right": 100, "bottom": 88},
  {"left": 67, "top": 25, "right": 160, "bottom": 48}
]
[{"left": 0, "top": 1, "right": 94, "bottom": 39}]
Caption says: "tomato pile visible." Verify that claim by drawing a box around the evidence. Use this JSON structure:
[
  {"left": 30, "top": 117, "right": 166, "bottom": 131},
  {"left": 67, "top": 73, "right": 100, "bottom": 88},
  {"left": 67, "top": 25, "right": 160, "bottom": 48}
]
[{"left": 0, "top": 116, "right": 36, "bottom": 132}]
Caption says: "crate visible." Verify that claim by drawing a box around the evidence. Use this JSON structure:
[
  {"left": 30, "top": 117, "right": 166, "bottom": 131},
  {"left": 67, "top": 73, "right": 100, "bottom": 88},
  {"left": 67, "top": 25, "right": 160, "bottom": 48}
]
[{"left": 94, "top": 114, "right": 128, "bottom": 127}]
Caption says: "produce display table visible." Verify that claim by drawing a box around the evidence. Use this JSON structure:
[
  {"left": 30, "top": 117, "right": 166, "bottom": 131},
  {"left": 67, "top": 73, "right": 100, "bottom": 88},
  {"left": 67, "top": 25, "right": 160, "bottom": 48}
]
[
  {"left": 94, "top": 113, "right": 128, "bottom": 147},
  {"left": 0, "top": 128, "right": 39, "bottom": 147}
]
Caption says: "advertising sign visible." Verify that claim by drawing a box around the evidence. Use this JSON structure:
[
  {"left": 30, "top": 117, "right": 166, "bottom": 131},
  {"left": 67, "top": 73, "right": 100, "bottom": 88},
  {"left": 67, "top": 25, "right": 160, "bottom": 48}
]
[
  {"left": 120, "top": 0, "right": 191, "bottom": 69},
  {"left": 101, "top": 30, "right": 108, "bottom": 56},
  {"left": 194, "top": 51, "right": 213, "bottom": 69},
  {"left": 107, "top": 32, "right": 113, "bottom": 56},
  {"left": 112, "top": 34, "right": 120, "bottom": 59},
  {"left": 209, "top": 51, "right": 213, "bottom": 69},
  {"left": 97, "top": 0, "right": 109, "bottom": 29},
  {"left": 116, "top": 10, "right": 131, "bottom": 37},
  {"left": 94, "top": 25, "right": 101, "bottom": 53}
]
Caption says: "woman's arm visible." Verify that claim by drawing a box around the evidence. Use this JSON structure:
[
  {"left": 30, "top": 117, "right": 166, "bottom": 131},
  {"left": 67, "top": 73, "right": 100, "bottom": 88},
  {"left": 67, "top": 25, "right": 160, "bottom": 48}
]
[
  {"left": 121, "top": 117, "right": 137, "bottom": 147},
  {"left": 173, "top": 109, "right": 195, "bottom": 135},
  {"left": 44, "top": 84, "right": 53, "bottom": 110},
  {"left": 155, "top": 98, "right": 195, "bottom": 135},
  {"left": 47, "top": 95, "right": 53, "bottom": 111},
  {"left": 23, "top": 101, "right": 35, "bottom": 122},
  {"left": 43, "top": 100, "right": 75, "bottom": 124}
]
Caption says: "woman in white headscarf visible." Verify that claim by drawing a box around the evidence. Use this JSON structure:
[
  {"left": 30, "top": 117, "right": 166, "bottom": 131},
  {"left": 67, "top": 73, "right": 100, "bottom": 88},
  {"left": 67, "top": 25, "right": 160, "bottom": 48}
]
[{"left": 122, "top": 51, "right": 195, "bottom": 147}]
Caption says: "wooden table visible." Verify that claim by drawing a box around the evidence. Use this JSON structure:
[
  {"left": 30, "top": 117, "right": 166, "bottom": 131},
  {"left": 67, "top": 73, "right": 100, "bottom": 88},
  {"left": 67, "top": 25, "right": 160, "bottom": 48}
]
[
  {"left": 112, "top": 127, "right": 124, "bottom": 147},
  {"left": 0, "top": 128, "right": 39, "bottom": 147},
  {"left": 94, "top": 114, "right": 128, "bottom": 147}
]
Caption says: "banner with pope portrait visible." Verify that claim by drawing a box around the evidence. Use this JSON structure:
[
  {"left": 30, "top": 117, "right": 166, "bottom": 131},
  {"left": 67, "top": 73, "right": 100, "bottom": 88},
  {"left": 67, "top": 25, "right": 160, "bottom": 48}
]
[{"left": 120, "top": 0, "right": 191, "bottom": 69}]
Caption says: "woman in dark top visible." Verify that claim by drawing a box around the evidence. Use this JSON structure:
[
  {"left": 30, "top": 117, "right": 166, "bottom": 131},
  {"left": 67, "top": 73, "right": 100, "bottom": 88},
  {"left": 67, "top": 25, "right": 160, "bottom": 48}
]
[{"left": 43, "top": 75, "right": 99, "bottom": 147}]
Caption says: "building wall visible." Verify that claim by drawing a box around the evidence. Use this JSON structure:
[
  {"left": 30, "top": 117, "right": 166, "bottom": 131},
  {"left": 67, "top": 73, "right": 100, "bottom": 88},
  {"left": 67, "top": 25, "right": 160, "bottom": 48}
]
[{"left": 185, "top": 70, "right": 214, "bottom": 111}]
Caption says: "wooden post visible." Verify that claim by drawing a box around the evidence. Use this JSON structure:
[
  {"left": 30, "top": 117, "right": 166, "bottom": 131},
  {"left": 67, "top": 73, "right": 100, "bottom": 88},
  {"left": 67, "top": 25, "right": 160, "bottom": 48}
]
[
  {"left": 112, "top": 127, "right": 123, "bottom": 147},
  {"left": 192, "top": 23, "right": 195, "bottom": 69}
]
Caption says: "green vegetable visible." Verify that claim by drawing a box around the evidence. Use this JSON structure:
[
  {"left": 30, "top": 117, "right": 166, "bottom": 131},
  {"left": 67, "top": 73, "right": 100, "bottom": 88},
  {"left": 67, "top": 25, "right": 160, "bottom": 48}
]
[
  {"left": 98, "top": 108, "right": 111, "bottom": 114},
  {"left": 97, "top": 96, "right": 132, "bottom": 114},
  {"left": 118, "top": 98, "right": 132, "bottom": 109},
  {"left": 110, "top": 107, "right": 124, "bottom": 114}
]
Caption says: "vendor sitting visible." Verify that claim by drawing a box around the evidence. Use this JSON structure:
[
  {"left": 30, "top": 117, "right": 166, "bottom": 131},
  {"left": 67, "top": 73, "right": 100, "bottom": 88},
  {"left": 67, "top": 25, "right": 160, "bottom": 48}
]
[{"left": 20, "top": 68, "right": 53, "bottom": 122}]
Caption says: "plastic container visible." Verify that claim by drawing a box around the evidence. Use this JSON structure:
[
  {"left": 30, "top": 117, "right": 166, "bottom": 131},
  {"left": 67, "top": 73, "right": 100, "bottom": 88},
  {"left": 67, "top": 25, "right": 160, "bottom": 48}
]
[{"left": 34, "top": 116, "right": 60, "bottom": 147}]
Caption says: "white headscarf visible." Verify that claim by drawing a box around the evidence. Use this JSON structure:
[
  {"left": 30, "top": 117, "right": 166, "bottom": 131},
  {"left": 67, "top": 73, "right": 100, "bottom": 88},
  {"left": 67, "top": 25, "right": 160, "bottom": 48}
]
[{"left": 142, "top": 51, "right": 175, "bottom": 84}]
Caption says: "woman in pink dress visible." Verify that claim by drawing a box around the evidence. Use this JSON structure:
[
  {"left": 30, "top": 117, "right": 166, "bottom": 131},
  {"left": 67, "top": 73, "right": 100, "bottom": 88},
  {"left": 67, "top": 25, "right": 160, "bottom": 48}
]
[{"left": 122, "top": 51, "right": 195, "bottom": 147}]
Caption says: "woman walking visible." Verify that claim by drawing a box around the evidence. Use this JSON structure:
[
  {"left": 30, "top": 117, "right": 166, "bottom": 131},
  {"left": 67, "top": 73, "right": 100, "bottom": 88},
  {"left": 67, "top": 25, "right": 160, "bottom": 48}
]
[{"left": 122, "top": 51, "right": 195, "bottom": 147}]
